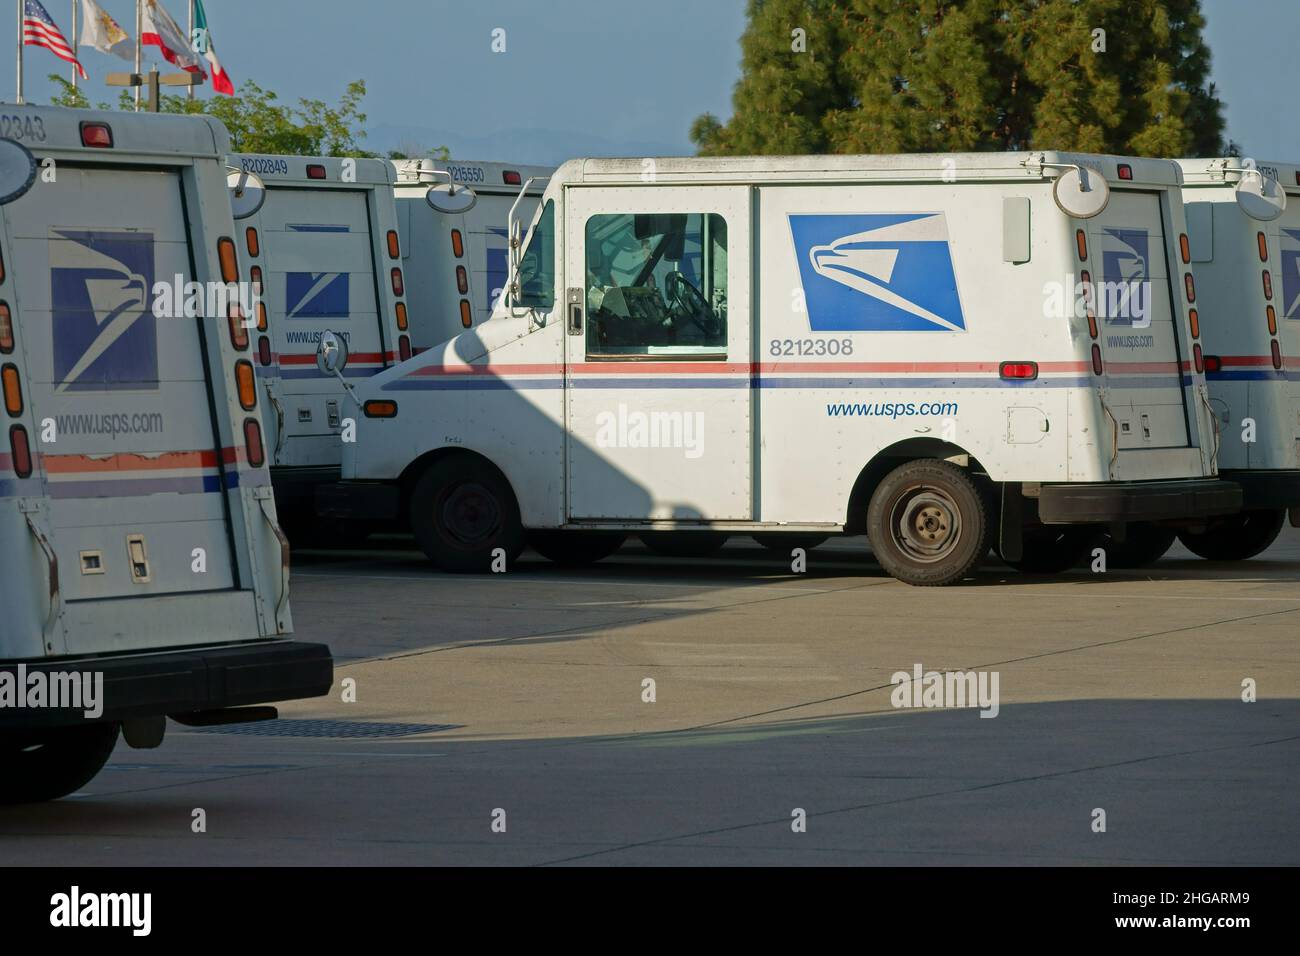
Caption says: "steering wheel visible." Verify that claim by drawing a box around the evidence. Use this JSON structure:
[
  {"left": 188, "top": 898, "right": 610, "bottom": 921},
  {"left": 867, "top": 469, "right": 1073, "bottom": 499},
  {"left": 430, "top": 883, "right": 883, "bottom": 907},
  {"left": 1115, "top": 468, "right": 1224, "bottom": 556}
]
[{"left": 665, "top": 272, "right": 722, "bottom": 340}]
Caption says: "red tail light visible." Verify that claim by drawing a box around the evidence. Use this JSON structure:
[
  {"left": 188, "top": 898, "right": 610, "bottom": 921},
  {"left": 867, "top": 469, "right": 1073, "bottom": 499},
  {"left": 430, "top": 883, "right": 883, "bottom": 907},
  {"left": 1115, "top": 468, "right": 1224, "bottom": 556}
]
[
  {"left": 1091, "top": 344, "right": 1104, "bottom": 375},
  {"left": 456, "top": 265, "right": 468, "bottom": 295},
  {"left": 257, "top": 335, "right": 272, "bottom": 366},
  {"left": 1193, "top": 343, "right": 1204, "bottom": 374},
  {"left": 1117, "top": 163, "right": 1133, "bottom": 180},
  {"left": 244, "top": 419, "right": 265, "bottom": 468},
  {"left": 1183, "top": 273, "right": 1196, "bottom": 302},
  {"left": 306, "top": 164, "right": 327, "bottom": 180},
  {"left": 8, "top": 424, "right": 31, "bottom": 477},
  {"left": 1262, "top": 270, "right": 1273, "bottom": 300},
  {"left": 391, "top": 268, "right": 404, "bottom": 297},
  {"left": 398, "top": 335, "right": 412, "bottom": 361},
  {"left": 1271, "top": 339, "right": 1283, "bottom": 370},
  {"left": 228, "top": 306, "right": 249, "bottom": 350},
  {"left": 503, "top": 170, "right": 522, "bottom": 186},
  {"left": 0, "top": 302, "right": 12, "bottom": 353},
  {"left": 999, "top": 361, "right": 1038, "bottom": 380},
  {"left": 79, "top": 122, "right": 113, "bottom": 148},
  {"left": 1203, "top": 354, "right": 1222, "bottom": 374}
]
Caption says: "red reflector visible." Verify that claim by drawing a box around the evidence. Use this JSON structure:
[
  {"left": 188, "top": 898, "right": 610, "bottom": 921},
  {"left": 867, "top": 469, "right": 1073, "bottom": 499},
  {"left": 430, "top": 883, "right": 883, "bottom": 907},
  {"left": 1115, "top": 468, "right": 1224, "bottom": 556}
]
[
  {"left": 244, "top": 418, "right": 265, "bottom": 468},
  {"left": 391, "top": 268, "right": 404, "bottom": 297},
  {"left": 1117, "top": 164, "right": 1133, "bottom": 180},
  {"left": 1272, "top": 339, "right": 1283, "bottom": 370},
  {"left": 80, "top": 122, "right": 113, "bottom": 148},
  {"left": 1193, "top": 343, "right": 1204, "bottom": 374},
  {"left": 0, "top": 302, "right": 12, "bottom": 353},
  {"left": 9, "top": 424, "right": 31, "bottom": 477},
  {"left": 398, "top": 335, "right": 412, "bottom": 361},
  {"left": 257, "top": 335, "right": 272, "bottom": 366},
  {"left": 306, "top": 164, "right": 327, "bottom": 180},
  {"left": 1203, "top": 354, "right": 1222, "bottom": 374},
  {"left": 228, "top": 307, "right": 249, "bottom": 350},
  {"left": 456, "top": 265, "right": 468, "bottom": 295},
  {"left": 1262, "top": 270, "right": 1273, "bottom": 300},
  {"left": 1184, "top": 273, "right": 1196, "bottom": 302},
  {"left": 999, "top": 361, "right": 1038, "bottom": 380},
  {"left": 1091, "top": 344, "right": 1104, "bottom": 375},
  {"left": 503, "top": 170, "right": 522, "bottom": 186}
]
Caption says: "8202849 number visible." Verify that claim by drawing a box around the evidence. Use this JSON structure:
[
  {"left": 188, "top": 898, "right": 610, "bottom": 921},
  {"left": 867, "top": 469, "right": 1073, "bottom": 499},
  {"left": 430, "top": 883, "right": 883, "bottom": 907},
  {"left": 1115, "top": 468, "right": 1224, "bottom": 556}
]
[{"left": 769, "top": 338, "right": 854, "bottom": 357}]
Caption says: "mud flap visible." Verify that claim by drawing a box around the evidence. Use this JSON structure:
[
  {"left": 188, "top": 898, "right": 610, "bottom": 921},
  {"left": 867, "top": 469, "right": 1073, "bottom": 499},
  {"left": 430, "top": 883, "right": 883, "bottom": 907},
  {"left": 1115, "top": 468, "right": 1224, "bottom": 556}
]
[{"left": 999, "top": 483, "right": 1024, "bottom": 562}]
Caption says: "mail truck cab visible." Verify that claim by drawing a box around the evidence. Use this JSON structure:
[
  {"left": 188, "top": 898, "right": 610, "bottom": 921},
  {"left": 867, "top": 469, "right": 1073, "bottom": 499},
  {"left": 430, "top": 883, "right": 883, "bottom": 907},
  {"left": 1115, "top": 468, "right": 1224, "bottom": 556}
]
[
  {"left": 227, "top": 154, "right": 407, "bottom": 541},
  {"left": 0, "top": 110, "right": 331, "bottom": 802},
  {"left": 1173, "top": 157, "right": 1300, "bottom": 559},
  {"left": 392, "top": 158, "right": 550, "bottom": 350},
  {"left": 329, "top": 152, "right": 1239, "bottom": 586}
]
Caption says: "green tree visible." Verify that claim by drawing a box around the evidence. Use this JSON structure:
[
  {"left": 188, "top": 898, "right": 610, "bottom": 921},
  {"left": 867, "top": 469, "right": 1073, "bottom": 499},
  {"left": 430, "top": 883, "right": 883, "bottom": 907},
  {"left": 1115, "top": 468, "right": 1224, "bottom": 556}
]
[{"left": 693, "top": 0, "right": 1225, "bottom": 157}]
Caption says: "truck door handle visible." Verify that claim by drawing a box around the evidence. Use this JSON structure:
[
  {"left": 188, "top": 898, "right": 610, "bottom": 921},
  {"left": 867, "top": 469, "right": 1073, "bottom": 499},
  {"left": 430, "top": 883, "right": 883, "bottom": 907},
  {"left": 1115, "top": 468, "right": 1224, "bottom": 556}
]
[{"left": 567, "top": 287, "right": 583, "bottom": 336}]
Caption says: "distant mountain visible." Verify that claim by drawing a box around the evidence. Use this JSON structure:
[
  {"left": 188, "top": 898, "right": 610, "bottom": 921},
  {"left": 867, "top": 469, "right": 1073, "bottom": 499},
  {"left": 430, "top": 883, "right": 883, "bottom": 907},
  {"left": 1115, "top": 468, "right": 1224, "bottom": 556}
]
[{"left": 365, "top": 122, "right": 696, "bottom": 165}]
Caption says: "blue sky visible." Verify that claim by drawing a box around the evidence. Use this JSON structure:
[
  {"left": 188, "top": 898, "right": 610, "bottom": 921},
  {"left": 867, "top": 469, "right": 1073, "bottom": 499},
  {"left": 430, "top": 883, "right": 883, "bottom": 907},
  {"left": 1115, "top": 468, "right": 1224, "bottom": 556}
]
[{"left": 2, "top": 0, "right": 1294, "bottom": 164}]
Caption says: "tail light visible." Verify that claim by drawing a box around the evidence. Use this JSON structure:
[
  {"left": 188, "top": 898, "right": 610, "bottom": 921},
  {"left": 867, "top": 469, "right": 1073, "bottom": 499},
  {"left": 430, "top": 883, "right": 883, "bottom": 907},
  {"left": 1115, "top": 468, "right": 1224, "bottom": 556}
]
[
  {"left": 1117, "top": 163, "right": 1133, "bottom": 180},
  {"left": 503, "top": 170, "right": 522, "bottom": 186},
  {"left": 1262, "top": 270, "right": 1273, "bottom": 300},
  {"left": 1188, "top": 308, "right": 1199, "bottom": 338},
  {"left": 450, "top": 230, "right": 464, "bottom": 258},
  {"left": 1075, "top": 230, "right": 1088, "bottom": 260},
  {"left": 1258, "top": 232, "right": 1269, "bottom": 262},
  {"left": 8, "top": 424, "right": 31, "bottom": 477},
  {"left": 228, "top": 306, "right": 249, "bottom": 350},
  {"left": 363, "top": 400, "right": 398, "bottom": 418},
  {"left": 1267, "top": 305, "right": 1277, "bottom": 335},
  {"left": 257, "top": 336, "right": 272, "bottom": 366},
  {"left": 459, "top": 299, "right": 472, "bottom": 328},
  {"left": 387, "top": 230, "right": 400, "bottom": 259},
  {"left": 0, "top": 302, "right": 12, "bottom": 353},
  {"left": 398, "top": 335, "right": 412, "bottom": 361},
  {"left": 391, "top": 268, "right": 404, "bottom": 296},
  {"left": 235, "top": 361, "right": 257, "bottom": 410},
  {"left": 1271, "top": 339, "right": 1283, "bottom": 370},
  {"left": 244, "top": 419, "right": 265, "bottom": 467},
  {"left": 395, "top": 302, "right": 408, "bottom": 331},
  {"left": 456, "top": 265, "right": 468, "bottom": 295},
  {"left": 217, "top": 238, "right": 239, "bottom": 283},
  {"left": 1193, "top": 343, "right": 1204, "bottom": 374},
  {"left": 999, "top": 361, "right": 1038, "bottom": 380},
  {"left": 1203, "top": 354, "right": 1222, "bottom": 374},
  {"left": 1183, "top": 273, "right": 1196, "bottom": 302},
  {"left": 250, "top": 265, "right": 263, "bottom": 294},
  {"left": 1179, "top": 233, "right": 1191, "bottom": 264},
  {"left": 79, "top": 122, "right": 113, "bottom": 148},
  {"left": 2, "top": 363, "right": 22, "bottom": 416},
  {"left": 1091, "top": 344, "right": 1104, "bottom": 375},
  {"left": 306, "top": 164, "right": 327, "bottom": 180}
]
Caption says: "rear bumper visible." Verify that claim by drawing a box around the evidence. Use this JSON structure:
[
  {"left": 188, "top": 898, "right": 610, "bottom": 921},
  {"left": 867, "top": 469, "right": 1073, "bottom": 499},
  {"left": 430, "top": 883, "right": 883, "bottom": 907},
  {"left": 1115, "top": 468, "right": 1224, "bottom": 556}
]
[
  {"left": 1033, "top": 478, "right": 1242, "bottom": 524},
  {"left": 1218, "top": 470, "right": 1300, "bottom": 511},
  {"left": 0, "top": 640, "right": 333, "bottom": 729}
]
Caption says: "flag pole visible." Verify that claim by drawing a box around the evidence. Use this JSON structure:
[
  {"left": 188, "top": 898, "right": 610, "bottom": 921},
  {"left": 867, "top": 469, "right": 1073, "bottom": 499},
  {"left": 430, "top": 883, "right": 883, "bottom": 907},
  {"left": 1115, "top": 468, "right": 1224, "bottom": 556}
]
[
  {"left": 133, "top": 0, "right": 141, "bottom": 109},
  {"left": 70, "top": 0, "right": 77, "bottom": 88},
  {"left": 186, "top": 0, "right": 193, "bottom": 100},
  {"left": 16, "top": 0, "right": 24, "bottom": 104}
]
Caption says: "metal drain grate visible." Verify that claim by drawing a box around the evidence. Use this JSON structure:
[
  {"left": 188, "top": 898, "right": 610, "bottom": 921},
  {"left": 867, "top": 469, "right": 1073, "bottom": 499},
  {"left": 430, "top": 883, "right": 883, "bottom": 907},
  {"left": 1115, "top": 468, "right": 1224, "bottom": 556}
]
[{"left": 188, "top": 719, "right": 457, "bottom": 738}]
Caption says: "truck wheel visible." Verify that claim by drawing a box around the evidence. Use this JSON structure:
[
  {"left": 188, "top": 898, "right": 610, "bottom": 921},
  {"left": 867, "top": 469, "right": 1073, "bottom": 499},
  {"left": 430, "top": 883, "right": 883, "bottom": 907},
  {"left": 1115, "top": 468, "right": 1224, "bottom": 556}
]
[
  {"left": 410, "top": 456, "right": 525, "bottom": 573},
  {"left": 640, "top": 531, "right": 729, "bottom": 557},
  {"left": 0, "top": 722, "right": 120, "bottom": 804},
  {"left": 529, "top": 531, "right": 626, "bottom": 566},
  {"left": 1178, "top": 509, "right": 1286, "bottom": 561},
  {"left": 1095, "top": 523, "right": 1177, "bottom": 569},
  {"left": 867, "top": 460, "right": 990, "bottom": 586},
  {"left": 998, "top": 526, "right": 1094, "bottom": 574},
  {"left": 752, "top": 533, "right": 829, "bottom": 552}
]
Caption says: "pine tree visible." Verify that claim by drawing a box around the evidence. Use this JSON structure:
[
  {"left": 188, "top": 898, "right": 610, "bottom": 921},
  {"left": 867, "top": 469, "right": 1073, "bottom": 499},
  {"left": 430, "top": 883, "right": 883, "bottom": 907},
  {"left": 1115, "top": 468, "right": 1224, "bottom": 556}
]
[{"left": 693, "top": 0, "right": 1226, "bottom": 157}]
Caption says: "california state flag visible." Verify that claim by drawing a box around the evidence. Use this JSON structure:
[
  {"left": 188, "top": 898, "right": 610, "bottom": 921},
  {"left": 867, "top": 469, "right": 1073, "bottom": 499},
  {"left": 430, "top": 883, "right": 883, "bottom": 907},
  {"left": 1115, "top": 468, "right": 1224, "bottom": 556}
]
[
  {"left": 194, "top": 0, "right": 233, "bottom": 95},
  {"left": 140, "top": 0, "right": 207, "bottom": 77}
]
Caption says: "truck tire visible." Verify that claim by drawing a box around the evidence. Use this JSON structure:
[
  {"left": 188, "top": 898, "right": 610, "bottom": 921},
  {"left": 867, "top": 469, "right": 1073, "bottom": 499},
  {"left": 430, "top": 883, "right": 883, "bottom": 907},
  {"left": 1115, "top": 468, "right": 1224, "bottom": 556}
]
[
  {"left": 867, "top": 460, "right": 991, "bottom": 586},
  {"left": 410, "top": 456, "right": 525, "bottom": 573},
  {"left": 0, "top": 722, "right": 120, "bottom": 804},
  {"left": 752, "top": 533, "right": 829, "bottom": 552},
  {"left": 1095, "top": 523, "right": 1177, "bottom": 569},
  {"left": 1178, "top": 509, "right": 1286, "bottom": 561},
  {"left": 640, "top": 531, "right": 729, "bottom": 558},
  {"left": 998, "top": 526, "right": 1094, "bottom": 574},
  {"left": 529, "top": 531, "right": 626, "bottom": 566}
]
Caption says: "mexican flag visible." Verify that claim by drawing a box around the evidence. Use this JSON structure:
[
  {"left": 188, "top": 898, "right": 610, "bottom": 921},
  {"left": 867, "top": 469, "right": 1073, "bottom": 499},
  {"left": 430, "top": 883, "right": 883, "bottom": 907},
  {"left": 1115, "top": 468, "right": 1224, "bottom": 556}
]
[{"left": 193, "top": 0, "right": 234, "bottom": 95}]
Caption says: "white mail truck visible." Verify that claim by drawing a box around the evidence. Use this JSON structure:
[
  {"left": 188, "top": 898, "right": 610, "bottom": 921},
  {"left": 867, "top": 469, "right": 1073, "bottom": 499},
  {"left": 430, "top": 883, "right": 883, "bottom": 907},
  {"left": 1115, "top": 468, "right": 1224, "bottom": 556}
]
[
  {"left": 1172, "top": 157, "right": 1300, "bottom": 559},
  {"left": 392, "top": 158, "right": 550, "bottom": 350},
  {"left": 0, "top": 109, "right": 332, "bottom": 802},
  {"left": 318, "top": 152, "right": 1242, "bottom": 586},
  {"left": 226, "top": 154, "right": 408, "bottom": 541}
]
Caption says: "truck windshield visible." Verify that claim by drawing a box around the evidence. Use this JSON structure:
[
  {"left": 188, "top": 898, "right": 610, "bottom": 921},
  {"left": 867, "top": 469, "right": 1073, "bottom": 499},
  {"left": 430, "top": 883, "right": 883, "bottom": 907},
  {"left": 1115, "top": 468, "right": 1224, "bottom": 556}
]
[{"left": 516, "top": 200, "right": 555, "bottom": 309}]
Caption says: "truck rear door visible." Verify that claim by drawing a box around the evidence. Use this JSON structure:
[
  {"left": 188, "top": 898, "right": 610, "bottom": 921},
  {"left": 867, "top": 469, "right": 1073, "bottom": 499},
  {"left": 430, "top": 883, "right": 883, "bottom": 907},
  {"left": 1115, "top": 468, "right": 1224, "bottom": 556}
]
[
  {"left": 3, "top": 164, "right": 237, "bottom": 601},
  {"left": 1087, "top": 191, "right": 1193, "bottom": 449}
]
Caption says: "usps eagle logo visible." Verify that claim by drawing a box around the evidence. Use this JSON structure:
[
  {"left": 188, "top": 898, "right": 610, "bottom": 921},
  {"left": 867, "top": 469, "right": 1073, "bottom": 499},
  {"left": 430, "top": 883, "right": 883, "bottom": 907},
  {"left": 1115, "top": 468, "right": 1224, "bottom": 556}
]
[
  {"left": 789, "top": 213, "right": 966, "bottom": 332},
  {"left": 1281, "top": 228, "right": 1300, "bottom": 321},
  {"left": 51, "top": 230, "right": 157, "bottom": 392}
]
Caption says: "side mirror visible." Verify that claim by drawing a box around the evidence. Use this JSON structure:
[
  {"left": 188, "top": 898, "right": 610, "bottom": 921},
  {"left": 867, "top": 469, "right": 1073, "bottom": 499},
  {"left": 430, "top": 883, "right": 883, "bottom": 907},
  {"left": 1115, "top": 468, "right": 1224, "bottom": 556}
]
[
  {"left": 316, "top": 330, "right": 350, "bottom": 375},
  {"left": 425, "top": 180, "right": 478, "bottom": 214},
  {"left": 1052, "top": 165, "right": 1110, "bottom": 219},
  {"left": 1234, "top": 167, "right": 1286, "bottom": 221},
  {"left": 0, "top": 138, "right": 38, "bottom": 206},
  {"left": 227, "top": 168, "right": 267, "bottom": 219}
]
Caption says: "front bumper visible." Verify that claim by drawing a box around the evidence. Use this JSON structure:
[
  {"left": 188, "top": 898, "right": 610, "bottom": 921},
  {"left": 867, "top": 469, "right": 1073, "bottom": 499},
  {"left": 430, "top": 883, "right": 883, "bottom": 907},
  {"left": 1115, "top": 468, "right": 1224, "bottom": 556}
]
[
  {"left": 0, "top": 640, "right": 333, "bottom": 729},
  {"left": 1032, "top": 478, "right": 1242, "bottom": 525},
  {"left": 1217, "top": 469, "right": 1300, "bottom": 511}
]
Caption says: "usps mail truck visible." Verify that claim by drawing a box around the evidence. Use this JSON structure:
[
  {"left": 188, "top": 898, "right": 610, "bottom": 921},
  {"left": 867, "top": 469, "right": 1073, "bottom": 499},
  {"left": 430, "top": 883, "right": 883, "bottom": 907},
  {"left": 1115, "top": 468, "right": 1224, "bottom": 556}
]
[
  {"left": 393, "top": 158, "right": 550, "bottom": 350},
  {"left": 227, "top": 155, "right": 408, "bottom": 541},
  {"left": 0, "top": 110, "right": 332, "bottom": 802},
  {"left": 319, "top": 152, "right": 1240, "bottom": 586},
  {"left": 1172, "top": 157, "right": 1300, "bottom": 559}
]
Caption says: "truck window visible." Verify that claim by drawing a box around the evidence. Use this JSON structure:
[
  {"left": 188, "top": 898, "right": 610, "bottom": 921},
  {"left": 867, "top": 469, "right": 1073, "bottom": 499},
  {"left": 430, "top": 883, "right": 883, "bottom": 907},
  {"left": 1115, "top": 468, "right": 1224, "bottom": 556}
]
[
  {"left": 517, "top": 200, "right": 555, "bottom": 309},
  {"left": 585, "top": 212, "right": 727, "bottom": 358}
]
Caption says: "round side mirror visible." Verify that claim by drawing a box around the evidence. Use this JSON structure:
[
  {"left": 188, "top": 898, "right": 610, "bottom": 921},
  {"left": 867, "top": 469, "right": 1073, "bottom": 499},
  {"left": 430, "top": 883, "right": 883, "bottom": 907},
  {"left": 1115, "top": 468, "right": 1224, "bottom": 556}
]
[
  {"left": 1052, "top": 165, "right": 1110, "bottom": 219},
  {"left": 1234, "top": 169, "right": 1286, "bottom": 221},
  {"left": 228, "top": 168, "right": 267, "bottom": 219},
  {"left": 426, "top": 181, "right": 478, "bottom": 214},
  {"left": 316, "top": 330, "right": 350, "bottom": 375},
  {"left": 0, "top": 138, "right": 38, "bottom": 206}
]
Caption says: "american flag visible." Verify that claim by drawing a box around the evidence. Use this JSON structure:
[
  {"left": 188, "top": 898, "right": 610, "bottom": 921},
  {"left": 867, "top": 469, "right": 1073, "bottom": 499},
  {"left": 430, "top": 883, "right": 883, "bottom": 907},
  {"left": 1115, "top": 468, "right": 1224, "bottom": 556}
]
[{"left": 23, "top": 0, "right": 87, "bottom": 80}]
